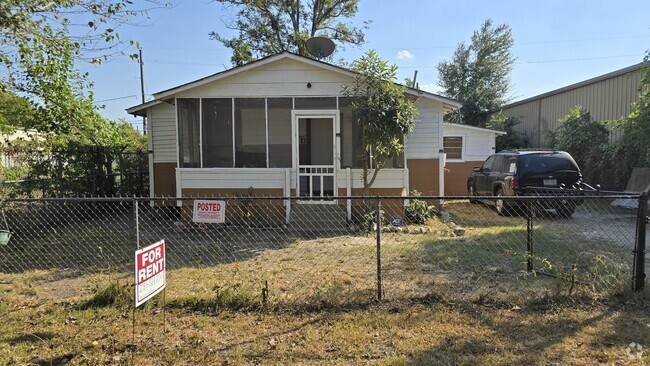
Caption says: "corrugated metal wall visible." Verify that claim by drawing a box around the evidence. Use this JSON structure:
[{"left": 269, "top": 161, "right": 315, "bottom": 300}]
[{"left": 497, "top": 66, "right": 642, "bottom": 147}]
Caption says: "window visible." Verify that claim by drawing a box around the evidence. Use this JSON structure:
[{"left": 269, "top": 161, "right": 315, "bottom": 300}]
[
  {"left": 234, "top": 98, "right": 266, "bottom": 167},
  {"left": 482, "top": 155, "right": 496, "bottom": 170},
  {"left": 202, "top": 98, "right": 233, "bottom": 167},
  {"left": 178, "top": 98, "right": 200, "bottom": 167},
  {"left": 443, "top": 136, "right": 463, "bottom": 160}
]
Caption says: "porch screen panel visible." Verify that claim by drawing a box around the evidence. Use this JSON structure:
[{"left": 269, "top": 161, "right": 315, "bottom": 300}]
[
  {"left": 235, "top": 98, "right": 266, "bottom": 167},
  {"left": 339, "top": 97, "right": 365, "bottom": 168},
  {"left": 268, "top": 98, "right": 292, "bottom": 167},
  {"left": 177, "top": 98, "right": 200, "bottom": 168},
  {"left": 202, "top": 98, "right": 233, "bottom": 167}
]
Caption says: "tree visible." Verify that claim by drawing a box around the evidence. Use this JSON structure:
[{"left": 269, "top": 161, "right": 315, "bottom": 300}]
[
  {"left": 607, "top": 53, "right": 650, "bottom": 188},
  {"left": 550, "top": 106, "right": 609, "bottom": 185},
  {"left": 342, "top": 50, "right": 417, "bottom": 196},
  {"left": 0, "top": 91, "right": 43, "bottom": 133},
  {"left": 1, "top": 1, "right": 166, "bottom": 133},
  {"left": 437, "top": 19, "right": 515, "bottom": 126},
  {"left": 211, "top": 0, "right": 367, "bottom": 65},
  {"left": 487, "top": 111, "right": 527, "bottom": 151}
]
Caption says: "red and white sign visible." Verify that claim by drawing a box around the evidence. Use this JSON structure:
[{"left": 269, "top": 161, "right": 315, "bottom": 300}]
[
  {"left": 135, "top": 240, "right": 166, "bottom": 307},
  {"left": 193, "top": 200, "right": 226, "bottom": 223}
]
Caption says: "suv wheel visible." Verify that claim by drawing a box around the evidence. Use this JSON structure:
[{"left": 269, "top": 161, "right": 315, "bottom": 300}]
[
  {"left": 495, "top": 188, "right": 510, "bottom": 216},
  {"left": 468, "top": 185, "right": 479, "bottom": 204}
]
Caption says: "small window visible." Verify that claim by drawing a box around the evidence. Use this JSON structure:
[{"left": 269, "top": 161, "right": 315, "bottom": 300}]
[{"left": 443, "top": 136, "right": 463, "bottom": 160}]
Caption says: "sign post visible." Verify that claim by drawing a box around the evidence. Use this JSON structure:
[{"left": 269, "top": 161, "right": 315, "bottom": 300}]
[
  {"left": 135, "top": 240, "right": 166, "bottom": 307},
  {"left": 193, "top": 200, "right": 226, "bottom": 223}
]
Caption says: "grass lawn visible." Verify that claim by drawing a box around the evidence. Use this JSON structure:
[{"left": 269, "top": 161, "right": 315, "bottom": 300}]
[{"left": 0, "top": 198, "right": 647, "bottom": 364}]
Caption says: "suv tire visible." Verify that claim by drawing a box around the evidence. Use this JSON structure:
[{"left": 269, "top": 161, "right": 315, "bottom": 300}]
[
  {"left": 468, "top": 185, "right": 479, "bottom": 204},
  {"left": 495, "top": 188, "right": 510, "bottom": 216}
]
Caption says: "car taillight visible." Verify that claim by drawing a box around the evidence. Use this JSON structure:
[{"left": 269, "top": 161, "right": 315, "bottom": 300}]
[{"left": 512, "top": 176, "right": 520, "bottom": 189}]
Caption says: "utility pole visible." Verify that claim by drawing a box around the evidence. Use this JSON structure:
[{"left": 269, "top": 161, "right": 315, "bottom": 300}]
[{"left": 139, "top": 49, "right": 146, "bottom": 135}]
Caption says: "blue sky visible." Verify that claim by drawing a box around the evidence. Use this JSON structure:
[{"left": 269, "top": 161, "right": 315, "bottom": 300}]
[{"left": 82, "top": 0, "right": 650, "bottom": 130}]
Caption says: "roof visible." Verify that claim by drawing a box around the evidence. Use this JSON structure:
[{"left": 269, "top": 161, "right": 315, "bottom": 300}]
[
  {"left": 495, "top": 62, "right": 647, "bottom": 111},
  {"left": 126, "top": 51, "right": 461, "bottom": 116},
  {"left": 443, "top": 122, "right": 507, "bottom": 135}
]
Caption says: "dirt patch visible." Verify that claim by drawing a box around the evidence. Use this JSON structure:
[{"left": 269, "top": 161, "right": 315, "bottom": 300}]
[{"left": 39, "top": 276, "right": 92, "bottom": 301}]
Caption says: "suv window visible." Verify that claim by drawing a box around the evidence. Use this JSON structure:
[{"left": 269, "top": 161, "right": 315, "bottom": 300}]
[
  {"left": 482, "top": 155, "right": 496, "bottom": 171},
  {"left": 517, "top": 153, "right": 579, "bottom": 175},
  {"left": 505, "top": 157, "right": 517, "bottom": 173}
]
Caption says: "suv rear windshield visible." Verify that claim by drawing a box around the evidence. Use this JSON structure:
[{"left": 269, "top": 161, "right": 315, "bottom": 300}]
[{"left": 517, "top": 153, "right": 579, "bottom": 175}]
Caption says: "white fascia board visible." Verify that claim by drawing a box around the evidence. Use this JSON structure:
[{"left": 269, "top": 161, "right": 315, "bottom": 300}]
[{"left": 443, "top": 122, "right": 507, "bottom": 135}]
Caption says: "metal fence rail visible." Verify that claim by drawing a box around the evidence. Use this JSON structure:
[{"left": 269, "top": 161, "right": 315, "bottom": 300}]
[{"left": 0, "top": 194, "right": 646, "bottom": 309}]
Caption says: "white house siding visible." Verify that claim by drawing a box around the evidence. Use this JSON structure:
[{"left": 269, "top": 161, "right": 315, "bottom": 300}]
[
  {"left": 174, "top": 58, "right": 352, "bottom": 98},
  {"left": 442, "top": 124, "right": 499, "bottom": 195},
  {"left": 405, "top": 98, "right": 442, "bottom": 159},
  {"left": 336, "top": 169, "right": 406, "bottom": 190},
  {"left": 443, "top": 124, "right": 496, "bottom": 161},
  {"left": 178, "top": 168, "right": 288, "bottom": 190},
  {"left": 149, "top": 103, "right": 177, "bottom": 164}
]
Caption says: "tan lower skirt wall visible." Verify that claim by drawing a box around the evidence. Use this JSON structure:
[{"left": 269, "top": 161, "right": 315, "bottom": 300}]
[
  {"left": 407, "top": 159, "right": 440, "bottom": 196},
  {"left": 444, "top": 161, "right": 483, "bottom": 196},
  {"left": 181, "top": 188, "right": 286, "bottom": 225}
]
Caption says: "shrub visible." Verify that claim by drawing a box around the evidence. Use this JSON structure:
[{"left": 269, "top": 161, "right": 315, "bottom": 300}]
[{"left": 405, "top": 190, "right": 437, "bottom": 224}]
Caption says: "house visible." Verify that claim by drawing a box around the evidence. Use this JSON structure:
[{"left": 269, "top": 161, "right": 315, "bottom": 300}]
[
  {"left": 442, "top": 123, "right": 506, "bottom": 195},
  {"left": 126, "top": 52, "right": 500, "bottom": 219},
  {"left": 492, "top": 63, "right": 644, "bottom": 147},
  {"left": 1, "top": 127, "right": 43, "bottom": 169}
]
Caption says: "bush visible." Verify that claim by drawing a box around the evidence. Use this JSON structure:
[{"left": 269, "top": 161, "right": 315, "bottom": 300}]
[
  {"left": 487, "top": 112, "right": 528, "bottom": 151},
  {"left": 405, "top": 190, "right": 437, "bottom": 224}
]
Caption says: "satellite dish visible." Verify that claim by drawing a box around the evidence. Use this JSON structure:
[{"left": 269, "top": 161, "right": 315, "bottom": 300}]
[{"left": 306, "top": 37, "right": 335, "bottom": 59}]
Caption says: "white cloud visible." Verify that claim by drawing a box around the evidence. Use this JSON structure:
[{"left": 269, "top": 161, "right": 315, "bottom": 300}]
[{"left": 396, "top": 50, "right": 414, "bottom": 60}]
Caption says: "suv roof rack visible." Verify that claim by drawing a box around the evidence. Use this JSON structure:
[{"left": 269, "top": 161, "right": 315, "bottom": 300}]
[{"left": 499, "top": 148, "right": 559, "bottom": 154}]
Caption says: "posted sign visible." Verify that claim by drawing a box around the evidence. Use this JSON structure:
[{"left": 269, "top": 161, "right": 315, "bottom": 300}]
[
  {"left": 135, "top": 240, "right": 166, "bottom": 307},
  {"left": 193, "top": 200, "right": 226, "bottom": 223}
]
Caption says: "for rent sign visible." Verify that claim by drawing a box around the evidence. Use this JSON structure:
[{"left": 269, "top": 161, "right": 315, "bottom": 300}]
[
  {"left": 135, "top": 240, "right": 166, "bottom": 307},
  {"left": 193, "top": 200, "right": 226, "bottom": 223}
]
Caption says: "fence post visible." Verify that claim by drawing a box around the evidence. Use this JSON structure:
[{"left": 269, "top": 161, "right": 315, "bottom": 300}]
[
  {"left": 376, "top": 195, "right": 382, "bottom": 301},
  {"left": 526, "top": 199, "right": 534, "bottom": 272},
  {"left": 56, "top": 154, "right": 64, "bottom": 198},
  {"left": 633, "top": 192, "right": 647, "bottom": 292}
]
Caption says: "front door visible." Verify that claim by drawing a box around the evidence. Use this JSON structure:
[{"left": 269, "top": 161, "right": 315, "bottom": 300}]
[{"left": 296, "top": 116, "right": 336, "bottom": 201}]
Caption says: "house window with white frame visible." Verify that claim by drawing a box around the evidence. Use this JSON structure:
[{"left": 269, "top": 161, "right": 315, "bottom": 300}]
[{"left": 443, "top": 136, "right": 464, "bottom": 160}]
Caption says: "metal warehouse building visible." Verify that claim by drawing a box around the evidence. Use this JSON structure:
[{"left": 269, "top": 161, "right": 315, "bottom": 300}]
[{"left": 494, "top": 63, "right": 644, "bottom": 147}]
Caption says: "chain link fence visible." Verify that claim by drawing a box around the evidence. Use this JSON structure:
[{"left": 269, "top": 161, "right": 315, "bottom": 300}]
[{"left": 0, "top": 193, "right": 646, "bottom": 309}]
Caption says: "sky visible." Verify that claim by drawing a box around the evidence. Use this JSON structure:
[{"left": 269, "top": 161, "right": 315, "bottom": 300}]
[{"left": 80, "top": 0, "right": 650, "bottom": 131}]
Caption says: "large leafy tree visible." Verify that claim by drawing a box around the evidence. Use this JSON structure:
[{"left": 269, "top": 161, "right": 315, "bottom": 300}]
[
  {"left": 0, "top": 1, "right": 166, "bottom": 133},
  {"left": 549, "top": 106, "right": 609, "bottom": 185},
  {"left": 211, "top": 0, "right": 367, "bottom": 65},
  {"left": 607, "top": 52, "right": 650, "bottom": 188},
  {"left": 342, "top": 50, "right": 417, "bottom": 196},
  {"left": 437, "top": 19, "right": 515, "bottom": 126},
  {"left": 0, "top": 91, "right": 43, "bottom": 133}
]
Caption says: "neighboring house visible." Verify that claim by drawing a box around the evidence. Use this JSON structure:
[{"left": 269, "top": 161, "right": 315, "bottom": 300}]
[
  {"left": 492, "top": 63, "right": 644, "bottom": 147},
  {"left": 126, "top": 52, "right": 498, "bottom": 219},
  {"left": 1, "top": 127, "right": 43, "bottom": 169},
  {"left": 443, "top": 123, "right": 506, "bottom": 195}
]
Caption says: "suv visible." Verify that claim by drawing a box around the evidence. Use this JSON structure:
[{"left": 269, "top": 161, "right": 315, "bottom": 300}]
[{"left": 467, "top": 150, "right": 584, "bottom": 216}]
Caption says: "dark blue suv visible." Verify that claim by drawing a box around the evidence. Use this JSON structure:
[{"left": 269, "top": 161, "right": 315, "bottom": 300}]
[{"left": 467, "top": 150, "right": 584, "bottom": 216}]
